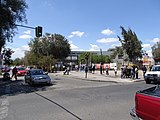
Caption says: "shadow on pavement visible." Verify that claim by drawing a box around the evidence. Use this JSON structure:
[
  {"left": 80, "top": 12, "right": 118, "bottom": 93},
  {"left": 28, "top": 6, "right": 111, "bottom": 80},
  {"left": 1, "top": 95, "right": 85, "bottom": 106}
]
[{"left": 0, "top": 77, "right": 56, "bottom": 97}]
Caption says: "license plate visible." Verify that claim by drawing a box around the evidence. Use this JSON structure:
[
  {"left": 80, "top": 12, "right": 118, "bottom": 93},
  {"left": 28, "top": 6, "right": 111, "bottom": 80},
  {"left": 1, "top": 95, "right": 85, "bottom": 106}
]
[{"left": 150, "top": 77, "right": 154, "bottom": 80}]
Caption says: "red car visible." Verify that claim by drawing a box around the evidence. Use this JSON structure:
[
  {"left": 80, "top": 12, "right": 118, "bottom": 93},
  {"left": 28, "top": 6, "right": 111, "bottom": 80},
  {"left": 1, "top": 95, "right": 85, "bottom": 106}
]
[{"left": 17, "top": 67, "right": 27, "bottom": 76}]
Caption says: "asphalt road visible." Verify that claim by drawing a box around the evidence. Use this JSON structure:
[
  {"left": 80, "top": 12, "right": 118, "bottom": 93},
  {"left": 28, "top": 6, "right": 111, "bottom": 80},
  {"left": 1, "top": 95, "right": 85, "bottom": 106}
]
[{"left": 0, "top": 75, "right": 153, "bottom": 120}]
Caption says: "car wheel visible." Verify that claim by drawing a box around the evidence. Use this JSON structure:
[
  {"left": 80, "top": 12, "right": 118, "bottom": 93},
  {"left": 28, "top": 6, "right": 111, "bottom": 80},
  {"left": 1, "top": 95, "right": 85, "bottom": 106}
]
[{"left": 29, "top": 80, "right": 34, "bottom": 86}]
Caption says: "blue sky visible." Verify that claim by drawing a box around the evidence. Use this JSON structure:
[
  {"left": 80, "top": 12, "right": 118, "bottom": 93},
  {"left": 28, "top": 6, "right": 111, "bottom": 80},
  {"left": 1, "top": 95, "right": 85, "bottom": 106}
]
[{"left": 6, "top": 0, "right": 160, "bottom": 59}]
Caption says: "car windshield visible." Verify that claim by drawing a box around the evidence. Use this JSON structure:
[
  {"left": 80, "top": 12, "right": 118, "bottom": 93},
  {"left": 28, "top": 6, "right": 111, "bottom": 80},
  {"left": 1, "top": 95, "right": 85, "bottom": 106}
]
[
  {"left": 17, "top": 67, "right": 25, "bottom": 70},
  {"left": 31, "top": 70, "right": 44, "bottom": 75},
  {"left": 151, "top": 66, "right": 160, "bottom": 71}
]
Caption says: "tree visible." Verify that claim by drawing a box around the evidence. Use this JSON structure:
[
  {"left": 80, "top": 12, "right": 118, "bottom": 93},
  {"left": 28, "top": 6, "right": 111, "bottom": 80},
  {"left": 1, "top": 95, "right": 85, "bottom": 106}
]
[
  {"left": 24, "top": 51, "right": 39, "bottom": 66},
  {"left": 152, "top": 41, "right": 160, "bottom": 59},
  {"left": 110, "top": 46, "right": 123, "bottom": 59},
  {"left": 78, "top": 52, "right": 111, "bottom": 64},
  {"left": 48, "top": 34, "right": 71, "bottom": 59},
  {"left": 118, "top": 26, "right": 142, "bottom": 63},
  {"left": 2, "top": 48, "right": 14, "bottom": 65},
  {"left": 0, "top": 0, "right": 28, "bottom": 52},
  {"left": 28, "top": 33, "right": 71, "bottom": 60},
  {"left": 12, "top": 58, "right": 22, "bottom": 66},
  {"left": 26, "top": 33, "right": 71, "bottom": 69}
]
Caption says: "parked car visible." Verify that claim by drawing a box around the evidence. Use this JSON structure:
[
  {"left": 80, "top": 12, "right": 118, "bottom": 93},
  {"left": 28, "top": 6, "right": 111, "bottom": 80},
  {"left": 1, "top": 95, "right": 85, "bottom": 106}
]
[
  {"left": 145, "top": 65, "right": 160, "bottom": 84},
  {"left": 1, "top": 66, "right": 10, "bottom": 72},
  {"left": 24, "top": 69, "right": 51, "bottom": 85},
  {"left": 130, "top": 85, "right": 160, "bottom": 120},
  {"left": 3, "top": 72, "right": 10, "bottom": 80},
  {"left": 17, "top": 67, "right": 27, "bottom": 76}
]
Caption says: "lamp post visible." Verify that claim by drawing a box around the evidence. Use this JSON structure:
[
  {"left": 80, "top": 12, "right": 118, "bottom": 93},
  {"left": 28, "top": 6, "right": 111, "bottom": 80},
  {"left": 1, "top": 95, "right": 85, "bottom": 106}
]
[
  {"left": 100, "top": 48, "right": 102, "bottom": 62},
  {"left": 85, "top": 53, "right": 89, "bottom": 78},
  {"left": 100, "top": 48, "right": 103, "bottom": 74}
]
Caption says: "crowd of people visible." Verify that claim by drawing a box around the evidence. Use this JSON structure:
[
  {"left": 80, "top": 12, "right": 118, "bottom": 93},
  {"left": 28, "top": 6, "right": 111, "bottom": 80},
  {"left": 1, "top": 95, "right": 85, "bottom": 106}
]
[{"left": 63, "top": 63, "right": 149, "bottom": 79}]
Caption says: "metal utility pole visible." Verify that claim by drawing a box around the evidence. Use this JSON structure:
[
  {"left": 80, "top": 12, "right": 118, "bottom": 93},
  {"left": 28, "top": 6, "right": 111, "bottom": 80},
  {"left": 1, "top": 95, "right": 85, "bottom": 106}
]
[
  {"left": 100, "top": 48, "right": 102, "bottom": 62},
  {"left": 100, "top": 48, "right": 103, "bottom": 74},
  {"left": 16, "top": 24, "right": 35, "bottom": 29},
  {"left": 85, "top": 54, "right": 89, "bottom": 78},
  {"left": 16, "top": 24, "right": 42, "bottom": 37}
]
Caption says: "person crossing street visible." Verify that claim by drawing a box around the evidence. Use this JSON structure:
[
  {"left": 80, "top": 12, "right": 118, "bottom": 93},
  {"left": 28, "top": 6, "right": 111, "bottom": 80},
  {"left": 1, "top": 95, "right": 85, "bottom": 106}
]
[{"left": 11, "top": 66, "right": 18, "bottom": 80}]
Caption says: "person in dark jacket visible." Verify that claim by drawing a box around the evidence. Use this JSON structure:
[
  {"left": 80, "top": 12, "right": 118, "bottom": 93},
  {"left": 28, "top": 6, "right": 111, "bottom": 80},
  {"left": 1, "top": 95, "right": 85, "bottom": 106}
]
[
  {"left": 142, "top": 65, "right": 147, "bottom": 78},
  {"left": 11, "top": 66, "right": 18, "bottom": 80}
]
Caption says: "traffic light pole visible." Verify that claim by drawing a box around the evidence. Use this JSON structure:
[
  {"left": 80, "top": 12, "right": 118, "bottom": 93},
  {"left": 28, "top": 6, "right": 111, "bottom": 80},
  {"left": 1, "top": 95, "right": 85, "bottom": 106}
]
[
  {"left": 16, "top": 24, "right": 42, "bottom": 37},
  {"left": 15, "top": 24, "right": 35, "bottom": 29}
]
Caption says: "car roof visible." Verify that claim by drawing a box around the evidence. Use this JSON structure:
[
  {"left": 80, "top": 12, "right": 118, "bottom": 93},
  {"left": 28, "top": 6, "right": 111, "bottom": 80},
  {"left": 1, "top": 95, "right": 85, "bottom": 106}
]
[{"left": 29, "top": 69, "right": 43, "bottom": 71}]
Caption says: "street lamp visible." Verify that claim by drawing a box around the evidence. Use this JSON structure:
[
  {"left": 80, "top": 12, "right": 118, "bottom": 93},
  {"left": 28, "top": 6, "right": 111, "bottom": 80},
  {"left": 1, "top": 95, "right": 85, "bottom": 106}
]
[{"left": 85, "top": 53, "right": 89, "bottom": 78}]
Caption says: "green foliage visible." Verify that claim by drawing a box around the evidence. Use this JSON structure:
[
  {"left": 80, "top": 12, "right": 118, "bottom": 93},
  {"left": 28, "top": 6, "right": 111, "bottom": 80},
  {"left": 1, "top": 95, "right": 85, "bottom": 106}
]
[
  {"left": 24, "top": 52, "right": 39, "bottom": 66},
  {"left": 12, "top": 58, "right": 21, "bottom": 66},
  {"left": 25, "top": 33, "right": 70, "bottom": 68},
  {"left": 110, "top": 46, "right": 124, "bottom": 60},
  {"left": 78, "top": 52, "right": 111, "bottom": 64},
  {"left": 28, "top": 33, "right": 71, "bottom": 60},
  {"left": 48, "top": 34, "right": 71, "bottom": 59},
  {"left": 79, "top": 52, "right": 90, "bottom": 64},
  {"left": 152, "top": 41, "right": 160, "bottom": 58},
  {"left": 0, "top": 0, "right": 28, "bottom": 51},
  {"left": 2, "top": 48, "right": 14, "bottom": 65},
  {"left": 118, "top": 26, "right": 142, "bottom": 63}
]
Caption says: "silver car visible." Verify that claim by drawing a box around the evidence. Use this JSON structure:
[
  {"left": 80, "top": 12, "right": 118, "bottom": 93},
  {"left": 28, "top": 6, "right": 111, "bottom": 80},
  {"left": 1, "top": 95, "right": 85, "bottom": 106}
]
[{"left": 25, "top": 69, "right": 51, "bottom": 85}]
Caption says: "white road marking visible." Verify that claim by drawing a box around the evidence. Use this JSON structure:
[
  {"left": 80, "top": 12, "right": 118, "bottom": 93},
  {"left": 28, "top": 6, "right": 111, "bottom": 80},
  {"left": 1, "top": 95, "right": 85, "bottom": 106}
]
[
  {"left": 0, "top": 84, "right": 10, "bottom": 120},
  {"left": 1, "top": 98, "right": 9, "bottom": 106},
  {"left": 0, "top": 97, "right": 9, "bottom": 119}
]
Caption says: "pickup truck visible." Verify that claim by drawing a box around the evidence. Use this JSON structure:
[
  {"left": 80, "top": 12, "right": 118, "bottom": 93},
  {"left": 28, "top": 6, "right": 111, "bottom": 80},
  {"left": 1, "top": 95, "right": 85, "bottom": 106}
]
[
  {"left": 145, "top": 65, "right": 160, "bottom": 84},
  {"left": 130, "top": 85, "right": 160, "bottom": 120}
]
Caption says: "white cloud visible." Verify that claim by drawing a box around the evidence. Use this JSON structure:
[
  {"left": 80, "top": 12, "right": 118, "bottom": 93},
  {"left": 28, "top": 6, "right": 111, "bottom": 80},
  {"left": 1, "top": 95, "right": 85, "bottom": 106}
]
[
  {"left": 152, "top": 38, "right": 160, "bottom": 43},
  {"left": 89, "top": 44, "right": 100, "bottom": 50},
  {"left": 24, "top": 30, "right": 31, "bottom": 34},
  {"left": 42, "top": 0, "right": 55, "bottom": 8},
  {"left": 97, "top": 38, "right": 119, "bottom": 44},
  {"left": 69, "top": 41, "right": 79, "bottom": 50},
  {"left": 19, "top": 34, "right": 32, "bottom": 39},
  {"left": 142, "top": 44, "right": 151, "bottom": 48},
  {"left": 68, "top": 31, "right": 84, "bottom": 38},
  {"left": 19, "top": 30, "right": 32, "bottom": 39},
  {"left": 101, "top": 28, "right": 114, "bottom": 35},
  {"left": 111, "top": 44, "right": 121, "bottom": 47},
  {"left": 68, "top": 35, "right": 74, "bottom": 38},
  {"left": 12, "top": 45, "right": 30, "bottom": 59}
]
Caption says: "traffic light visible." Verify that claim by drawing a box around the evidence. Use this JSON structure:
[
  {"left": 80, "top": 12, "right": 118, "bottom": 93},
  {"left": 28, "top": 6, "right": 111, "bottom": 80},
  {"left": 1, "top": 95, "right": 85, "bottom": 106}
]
[{"left": 35, "top": 26, "right": 42, "bottom": 37}]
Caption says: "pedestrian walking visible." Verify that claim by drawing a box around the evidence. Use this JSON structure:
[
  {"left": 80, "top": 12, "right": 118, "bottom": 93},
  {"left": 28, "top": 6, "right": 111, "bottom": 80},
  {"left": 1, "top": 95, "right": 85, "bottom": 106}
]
[
  {"left": 11, "top": 66, "right": 18, "bottom": 80},
  {"left": 114, "top": 66, "right": 117, "bottom": 76},
  {"left": 142, "top": 65, "right": 147, "bottom": 78},
  {"left": 92, "top": 64, "right": 95, "bottom": 74},
  {"left": 131, "top": 66, "right": 135, "bottom": 79},
  {"left": 64, "top": 65, "right": 70, "bottom": 75},
  {"left": 135, "top": 66, "right": 139, "bottom": 79},
  {"left": 121, "top": 65, "right": 126, "bottom": 78},
  {"left": 100, "top": 63, "right": 103, "bottom": 75},
  {"left": 106, "top": 65, "right": 109, "bottom": 75}
]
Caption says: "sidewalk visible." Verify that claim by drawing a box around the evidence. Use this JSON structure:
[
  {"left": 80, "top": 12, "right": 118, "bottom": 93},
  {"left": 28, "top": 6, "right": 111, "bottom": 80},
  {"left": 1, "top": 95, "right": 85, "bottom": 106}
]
[{"left": 50, "top": 70, "right": 144, "bottom": 83}]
